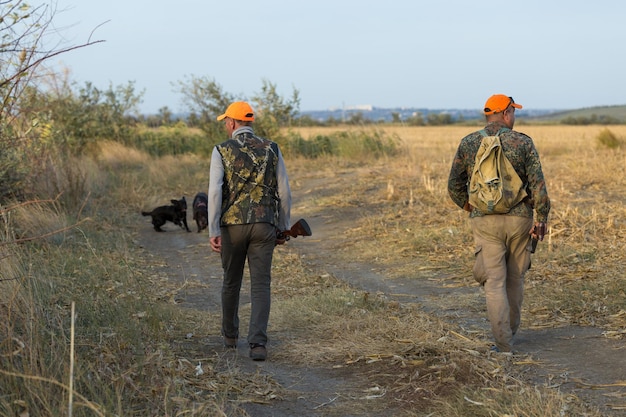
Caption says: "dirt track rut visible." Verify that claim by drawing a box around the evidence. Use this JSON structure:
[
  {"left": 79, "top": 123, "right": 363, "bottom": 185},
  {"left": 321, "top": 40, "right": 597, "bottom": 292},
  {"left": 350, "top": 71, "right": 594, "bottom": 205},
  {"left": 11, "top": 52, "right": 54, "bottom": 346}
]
[{"left": 135, "top": 175, "right": 626, "bottom": 415}]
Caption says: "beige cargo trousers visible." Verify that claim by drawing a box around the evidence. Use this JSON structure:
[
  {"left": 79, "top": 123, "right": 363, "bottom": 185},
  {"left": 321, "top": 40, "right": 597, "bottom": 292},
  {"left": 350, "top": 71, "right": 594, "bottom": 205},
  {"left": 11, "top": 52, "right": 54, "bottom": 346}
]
[{"left": 471, "top": 215, "right": 534, "bottom": 352}]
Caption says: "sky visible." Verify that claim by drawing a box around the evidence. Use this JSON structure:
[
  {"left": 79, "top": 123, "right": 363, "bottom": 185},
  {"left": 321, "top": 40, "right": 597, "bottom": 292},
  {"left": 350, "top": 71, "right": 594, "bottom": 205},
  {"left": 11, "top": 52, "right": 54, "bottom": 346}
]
[{"left": 42, "top": 0, "right": 626, "bottom": 115}]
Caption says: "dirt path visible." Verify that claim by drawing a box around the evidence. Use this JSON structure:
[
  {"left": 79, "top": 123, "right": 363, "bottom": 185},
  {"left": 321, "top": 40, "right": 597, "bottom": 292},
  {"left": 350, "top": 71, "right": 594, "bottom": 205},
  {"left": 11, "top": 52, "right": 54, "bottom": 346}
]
[{"left": 135, "top": 173, "right": 626, "bottom": 416}]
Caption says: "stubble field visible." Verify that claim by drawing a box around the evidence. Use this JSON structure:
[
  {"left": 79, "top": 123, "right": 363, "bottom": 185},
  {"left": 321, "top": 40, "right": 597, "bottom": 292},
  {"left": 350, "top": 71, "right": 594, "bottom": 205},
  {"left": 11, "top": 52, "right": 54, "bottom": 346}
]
[
  {"left": 276, "top": 124, "right": 626, "bottom": 414},
  {"left": 3, "top": 123, "right": 626, "bottom": 416},
  {"left": 144, "top": 123, "right": 626, "bottom": 415},
  {"left": 294, "top": 123, "right": 626, "bottom": 335}
]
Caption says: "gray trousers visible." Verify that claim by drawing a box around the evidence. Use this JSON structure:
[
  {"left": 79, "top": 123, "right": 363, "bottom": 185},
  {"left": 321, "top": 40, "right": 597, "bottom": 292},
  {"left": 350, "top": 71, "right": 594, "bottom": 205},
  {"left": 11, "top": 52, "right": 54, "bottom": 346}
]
[
  {"left": 220, "top": 223, "right": 275, "bottom": 346},
  {"left": 471, "top": 215, "right": 533, "bottom": 352}
]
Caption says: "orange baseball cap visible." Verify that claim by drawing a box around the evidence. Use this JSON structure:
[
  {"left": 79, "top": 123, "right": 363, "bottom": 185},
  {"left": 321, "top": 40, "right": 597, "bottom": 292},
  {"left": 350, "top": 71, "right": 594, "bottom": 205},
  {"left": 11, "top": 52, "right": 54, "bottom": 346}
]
[
  {"left": 217, "top": 101, "right": 255, "bottom": 122},
  {"left": 483, "top": 94, "right": 522, "bottom": 115}
]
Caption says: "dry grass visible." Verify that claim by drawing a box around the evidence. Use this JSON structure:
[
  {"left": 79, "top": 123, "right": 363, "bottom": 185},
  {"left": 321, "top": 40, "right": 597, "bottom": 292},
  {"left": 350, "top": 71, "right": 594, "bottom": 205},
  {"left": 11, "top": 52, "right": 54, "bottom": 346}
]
[
  {"left": 268, "top": 253, "right": 598, "bottom": 416},
  {"left": 274, "top": 124, "right": 626, "bottom": 415},
  {"left": 0, "top": 146, "right": 223, "bottom": 416},
  {"left": 287, "top": 125, "right": 626, "bottom": 334},
  {"left": 2, "top": 125, "right": 623, "bottom": 416}
]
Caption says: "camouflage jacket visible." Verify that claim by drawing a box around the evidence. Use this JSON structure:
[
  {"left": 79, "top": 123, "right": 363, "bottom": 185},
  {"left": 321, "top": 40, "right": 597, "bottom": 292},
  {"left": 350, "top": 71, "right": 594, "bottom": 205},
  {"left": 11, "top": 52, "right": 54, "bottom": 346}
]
[
  {"left": 447, "top": 121, "right": 550, "bottom": 222},
  {"left": 216, "top": 130, "right": 281, "bottom": 227}
]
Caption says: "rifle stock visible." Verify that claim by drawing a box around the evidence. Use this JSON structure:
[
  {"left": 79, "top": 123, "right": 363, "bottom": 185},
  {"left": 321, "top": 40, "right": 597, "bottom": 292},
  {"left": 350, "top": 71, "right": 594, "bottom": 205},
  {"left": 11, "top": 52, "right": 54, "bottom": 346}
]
[{"left": 285, "top": 219, "right": 312, "bottom": 239}]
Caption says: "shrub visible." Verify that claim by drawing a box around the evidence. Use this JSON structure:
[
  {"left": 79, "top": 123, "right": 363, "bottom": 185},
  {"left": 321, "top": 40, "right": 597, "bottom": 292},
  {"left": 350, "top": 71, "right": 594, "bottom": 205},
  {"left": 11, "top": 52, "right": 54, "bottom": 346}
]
[
  {"left": 284, "top": 129, "right": 400, "bottom": 159},
  {"left": 596, "top": 128, "right": 622, "bottom": 148},
  {"left": 130, "top": 123, "right": 214, "bottom": 157},
  {"left": 561, "top": 114, "right": 623, "bottom": 125}
]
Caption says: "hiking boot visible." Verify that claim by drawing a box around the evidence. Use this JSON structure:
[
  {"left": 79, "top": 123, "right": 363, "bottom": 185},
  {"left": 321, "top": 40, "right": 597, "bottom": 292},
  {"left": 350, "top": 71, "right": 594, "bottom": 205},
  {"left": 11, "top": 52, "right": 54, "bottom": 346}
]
[
  {"left": 490, "top": 345, "right": 513, "bottom": 356},
  {"left": 249, "top": 344, "right": 267, "bottom": 361},
  {"left": 224, "top": 336, "right": 238, "bottom": 349}
]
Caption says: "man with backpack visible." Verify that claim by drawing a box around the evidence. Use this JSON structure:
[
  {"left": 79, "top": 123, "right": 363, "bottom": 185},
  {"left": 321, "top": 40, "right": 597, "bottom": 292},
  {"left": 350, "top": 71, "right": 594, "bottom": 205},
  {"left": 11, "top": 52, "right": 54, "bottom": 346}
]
[{"left": 447, "top": 94, "right": 550, "bottom": 353}]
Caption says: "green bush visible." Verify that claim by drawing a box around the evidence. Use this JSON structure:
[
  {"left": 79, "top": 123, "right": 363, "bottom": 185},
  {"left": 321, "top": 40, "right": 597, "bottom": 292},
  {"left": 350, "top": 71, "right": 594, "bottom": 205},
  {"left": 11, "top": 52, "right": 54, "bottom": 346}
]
[
  {"left": 596, "top": 128, "right": 623, "bottom": 148},
  {"left": 561, "top": 114, "right": 623, "bottom": 125},
  {"left": 284, "top": 129, "right": 399, "bottom": 159},
  {"left": 130, "top": 123, "right": 214, "bottom": 157}
]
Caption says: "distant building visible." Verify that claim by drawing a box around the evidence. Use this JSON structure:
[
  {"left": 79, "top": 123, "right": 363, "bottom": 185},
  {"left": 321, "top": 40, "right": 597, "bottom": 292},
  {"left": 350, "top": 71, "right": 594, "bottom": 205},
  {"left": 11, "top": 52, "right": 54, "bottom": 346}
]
[{"left": 328, "top": 104, "right": 373, "bottom": 112}]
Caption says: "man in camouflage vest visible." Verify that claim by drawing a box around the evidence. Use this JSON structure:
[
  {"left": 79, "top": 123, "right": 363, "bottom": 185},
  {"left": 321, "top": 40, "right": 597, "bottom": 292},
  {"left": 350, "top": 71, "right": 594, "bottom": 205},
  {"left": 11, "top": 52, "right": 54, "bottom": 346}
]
[
  {"left": 209, "top": 101, "right": 292, "bottom": 361},
  {"left": 447, "top": 94, "right": 550, "bottom": 353}
]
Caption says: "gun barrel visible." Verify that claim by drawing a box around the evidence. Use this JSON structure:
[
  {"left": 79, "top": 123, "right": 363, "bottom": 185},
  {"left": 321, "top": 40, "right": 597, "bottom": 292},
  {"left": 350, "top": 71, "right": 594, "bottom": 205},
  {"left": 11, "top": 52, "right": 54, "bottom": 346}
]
[{"left": 530, "top": 237, "right": 538, "bottom": 253}]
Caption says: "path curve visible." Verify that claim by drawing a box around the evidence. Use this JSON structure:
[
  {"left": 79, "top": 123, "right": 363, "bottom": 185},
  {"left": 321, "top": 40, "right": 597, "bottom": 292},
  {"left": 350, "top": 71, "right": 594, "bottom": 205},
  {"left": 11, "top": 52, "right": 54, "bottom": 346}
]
[{"left": 135, "top": 172, "right": 626, "bottom": 415}]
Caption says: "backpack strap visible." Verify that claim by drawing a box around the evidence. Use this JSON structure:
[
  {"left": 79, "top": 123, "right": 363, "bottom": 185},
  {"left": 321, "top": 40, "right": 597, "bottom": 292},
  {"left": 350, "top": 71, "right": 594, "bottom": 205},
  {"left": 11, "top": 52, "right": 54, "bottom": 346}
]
[{"left": 479, "top": 127, "right": 511, "bottom": 138}]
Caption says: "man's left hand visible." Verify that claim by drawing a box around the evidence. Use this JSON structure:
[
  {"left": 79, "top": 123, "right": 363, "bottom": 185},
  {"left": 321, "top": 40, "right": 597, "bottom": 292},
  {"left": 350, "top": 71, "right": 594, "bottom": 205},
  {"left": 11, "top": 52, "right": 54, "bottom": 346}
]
[{"left": 531, "top": 222, "right": 547, "bottom": 241}]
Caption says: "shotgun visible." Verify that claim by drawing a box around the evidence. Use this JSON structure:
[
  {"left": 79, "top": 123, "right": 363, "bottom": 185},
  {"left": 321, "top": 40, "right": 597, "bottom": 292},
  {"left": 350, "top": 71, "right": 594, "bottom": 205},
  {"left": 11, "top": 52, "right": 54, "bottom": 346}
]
[
  {"left": 530, "top": 237, "right": 539, "bottom": 253},
  {"left": 277, "top": 218, "right": 312, "bottom": 242}
]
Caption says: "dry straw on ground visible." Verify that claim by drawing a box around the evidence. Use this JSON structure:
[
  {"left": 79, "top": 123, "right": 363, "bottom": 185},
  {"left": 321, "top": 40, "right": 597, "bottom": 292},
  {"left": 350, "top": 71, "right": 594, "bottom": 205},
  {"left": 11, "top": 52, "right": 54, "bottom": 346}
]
[
  {"left": 3, "top": 125, "right": 624, "bottom": 416},
  {"left": 278, "top": 124, "right": 626, "bottom": 414}
]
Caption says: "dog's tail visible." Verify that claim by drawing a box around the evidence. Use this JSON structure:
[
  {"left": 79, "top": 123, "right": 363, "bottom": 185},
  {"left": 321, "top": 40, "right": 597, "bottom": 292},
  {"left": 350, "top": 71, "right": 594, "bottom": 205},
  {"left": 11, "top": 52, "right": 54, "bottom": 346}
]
[{"left": 141, "top": 211, "right": 151, "bottom": 216}]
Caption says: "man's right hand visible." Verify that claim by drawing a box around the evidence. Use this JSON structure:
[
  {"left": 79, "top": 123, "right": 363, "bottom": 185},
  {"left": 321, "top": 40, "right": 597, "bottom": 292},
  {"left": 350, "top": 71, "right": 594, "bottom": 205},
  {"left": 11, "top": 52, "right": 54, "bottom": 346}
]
[
  {"left": 275, "top": 231, "right": 288, "bottom": 245},
  {"left": 210, "top": 236, "right": 222, "bottom": 253}
]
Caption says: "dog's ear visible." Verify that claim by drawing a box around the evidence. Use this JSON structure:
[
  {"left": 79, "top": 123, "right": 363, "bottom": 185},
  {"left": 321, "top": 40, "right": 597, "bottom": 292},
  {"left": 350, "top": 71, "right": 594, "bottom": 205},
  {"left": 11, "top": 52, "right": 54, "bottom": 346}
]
[{"left": 171, "top": 199, "right": 178, "bottom": 205}]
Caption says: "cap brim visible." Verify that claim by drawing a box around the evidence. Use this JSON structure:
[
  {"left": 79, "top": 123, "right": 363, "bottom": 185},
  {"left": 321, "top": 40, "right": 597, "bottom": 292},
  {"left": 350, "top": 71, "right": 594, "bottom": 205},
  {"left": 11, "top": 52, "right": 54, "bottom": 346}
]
[
  {"left": 512, "top": 103, "right": 523, "bottom": 109},
  {"left": 216, "top": 113, "right": 227, "bottom": 121}
]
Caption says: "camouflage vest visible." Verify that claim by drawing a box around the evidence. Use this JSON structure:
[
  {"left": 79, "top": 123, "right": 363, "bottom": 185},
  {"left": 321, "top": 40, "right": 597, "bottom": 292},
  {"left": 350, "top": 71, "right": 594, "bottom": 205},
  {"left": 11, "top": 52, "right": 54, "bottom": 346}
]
[{"left": 216, "top": 131, "right": 280, "bottom": 227}]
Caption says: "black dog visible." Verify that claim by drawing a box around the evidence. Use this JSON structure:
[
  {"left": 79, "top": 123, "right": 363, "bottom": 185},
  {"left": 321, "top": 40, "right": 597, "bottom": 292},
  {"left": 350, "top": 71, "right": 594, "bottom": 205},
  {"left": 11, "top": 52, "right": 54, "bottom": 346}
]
[
  {"left": 142, "top": 196, "right": 191, "bottom": 232},
  {"left": 192, "top": 192, "right": 208, "bottom": 233}
]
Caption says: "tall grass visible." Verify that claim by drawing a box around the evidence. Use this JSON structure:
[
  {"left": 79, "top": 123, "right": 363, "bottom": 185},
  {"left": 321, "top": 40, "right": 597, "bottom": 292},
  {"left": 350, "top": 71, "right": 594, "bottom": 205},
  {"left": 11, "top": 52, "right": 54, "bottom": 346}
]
[{"left": 0, "top": 143, "right": 220, "bottom": 415}]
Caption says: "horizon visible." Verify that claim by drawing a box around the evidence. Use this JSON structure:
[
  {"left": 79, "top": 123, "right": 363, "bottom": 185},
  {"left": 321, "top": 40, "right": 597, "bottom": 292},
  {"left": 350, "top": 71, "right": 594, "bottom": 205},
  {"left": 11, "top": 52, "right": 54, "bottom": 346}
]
[{"left": 160, "top": 103, "right": 626, "bottom": 118}]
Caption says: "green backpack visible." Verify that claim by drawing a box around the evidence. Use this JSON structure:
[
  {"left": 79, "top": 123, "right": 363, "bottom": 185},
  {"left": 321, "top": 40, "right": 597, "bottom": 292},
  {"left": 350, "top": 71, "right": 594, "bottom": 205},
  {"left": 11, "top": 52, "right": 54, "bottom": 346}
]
[{"left": 468, "top": 129, "right": 527, "bottom": 214}]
